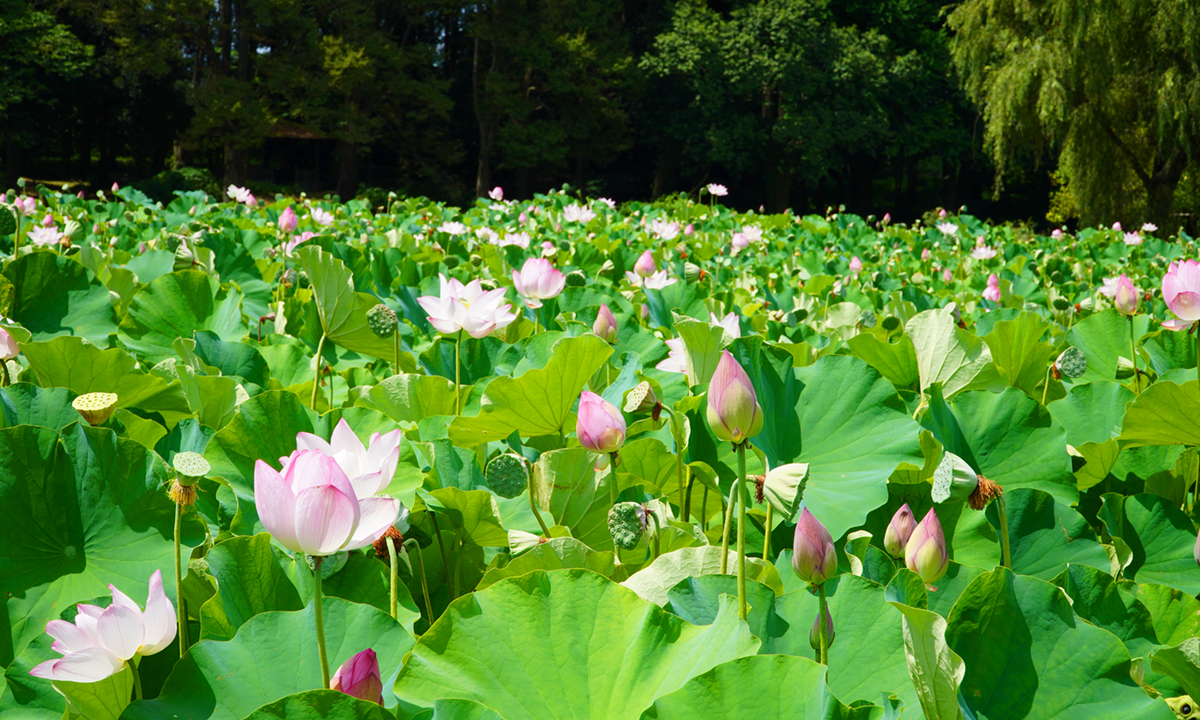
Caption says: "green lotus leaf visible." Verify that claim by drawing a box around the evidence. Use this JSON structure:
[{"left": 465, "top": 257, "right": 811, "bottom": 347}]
[
  {"left": 393, "top": 569, "right": 759, "bottom": 719},
  {"left": 1051, "top": 564, "right": 1159, "bottom": 658},
  {"left": 621, "top": 546, "right": 783, "bottom": 605},
  {"left": 1065, "top": 310, "right": 1152, "bottom": 384},
  {"left": 2, "top": 251, "right": 118, "bottom": 345},
  {"left": 846, "top": 331, "right": 920, "bottom": 392},
  {"left": 983, "top": 311, "right": 1058, "bottom": 399},
  {"left": 665, "top": 575, "right": 787, "bottom": 646},
  {"left": 645, "top": 654, "right": 864, "bottom": 720},
  {"left": 728, "top": 336, "right": 803, "bottom": 468},
  {"left": 884, "top": 569, "right": 966, "bottom": 720},
  {"left": 295, "top": 245, "right": 402, "bottom": 361},
  {"left": 118, "top": 270, "right": 248, "bottom": 363},
  {"left": 190, "top": 330, "right": 271, "bottom": 387},
  {"left": 0, "top": 423, "right": 205, "bottom": 665},
  {"left": 478, "top": 538, "right": 616, "bottom": 590},
  {"left": 531, "top": 447, "right": 615, "bottom": 551},
  {"left": 417, "top": 488, "right": 508, "bottom": 548},
  {"left": 198, "top": 533, "right": 304, "bottom": 641},
  {"left": 243, "top": 690, "right": 394, "bottom": 720},
  {"left": 1118, "top": 380, "right": 1200, "bottom": 448},
  {"left": 358, "top": 373, "right": 459, "bottom": 425},
  {"left": 1048, "top": 381, "right": 1134, "bottom": 446},
  {"left": 1098, "top": 493, "right": 1200, "bottom": 596},
  {"left": 906, "top": 307, "right": 993, "bottom": 397},
  {"left": 674, "top": 317, "right": 728, "bottom": 387},
  {"left": 1124, "top": 582, "right": 1200, "bottom": 648},
  {"left": 0, "top": 383, "right": 84, "bottom": 431},
  {"left": 123, "top": 597, "right": 415, "bottom": 720},
  {"left": 1150, "top": 639, "right": 1200, "bottom": 700},
  {"left": 947, "top": 568, "right": 1174, "bottom": 720}
]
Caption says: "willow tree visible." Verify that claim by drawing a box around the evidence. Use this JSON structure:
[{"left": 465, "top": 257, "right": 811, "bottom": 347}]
[{"left": 948, "top": 0, "right": 1200, "bottom": 229}]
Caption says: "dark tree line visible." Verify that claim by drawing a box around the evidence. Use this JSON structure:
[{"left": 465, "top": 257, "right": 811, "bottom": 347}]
[{"left": 4, "top": 0, "right": 1196, "bottom": 226}]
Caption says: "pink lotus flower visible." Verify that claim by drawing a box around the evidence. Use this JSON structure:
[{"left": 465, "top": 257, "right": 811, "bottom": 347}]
[
  {"left": 906, "top": 509, "right": 949, "bottom": 588},
  {"left": 512, "top": 258, "right": 565, "bottom": 308},
  {"left": 311, "top": 208, "right": 334, "bottom": 227},
  {"left": 593, "top": 304, "right": 618, "bottom": 343},
  {"left": 438, "top": 221, "right": 466, "bottom": 236},
  {"left": 1162, "top": 260, "right": 1200, "bottom": 330},
  {"left": 577, "top": 391, "right": 626, "bottom": 469},
  {"left": 921, "top": 248, "right": 931, "bottom": 261},
  {"left": 982, "top": 284, "right": 1002, "bottom": 302},
  {"left": 488, "top": 186, "right": 504, "bottom": 201},
  {"left": 883, "top": 504, "right": 915, "bottom": 557},
  {"left": 1123, "top": 232, "right": 1143, "bottom": 246},
  {"left": 42, "top": 214, "right": 54, "bottom": 228},
  {"left": 475, "top": 227, "right": 499, "bottom": 244},
  {"left": 942, "top": 268, "right": 954, "bottom": 284},
  {"left": 30, "top": 570, "right": 176, "bottom": 683},
  {"left": 278, "top": 206, "right": 298, "bottom": 233},
  {"left": 1113, "top": 274, "right": 1139, "bottom": 316},
  {"left": 706, "top": 183, "right": 728, "bottom": 197},
  {"left": 227, "top": 185, "right": 251, "bottom": 204},
  {"left": 730, "top": 233, "right": 750, "bottom": 255},
  {"left": 417, "top": 274, "right": 518, "bottom": 338},
  {"left": 882, "top": 213, "right": 891, "bottom": 225},
  {"left": 1142, "top": 223, "right": 1158, "bottom": 233},
  {"left": 684, "top": 224, "right": 695, "bottom": 236},
  {"left": 792, "top": 508, "right": 836, "bottom": 585},
  {"left": 541, "top": 241, "right": 556, "bottom": 255},
  {"left": 284, "top": 233, "right": 318, "bottom": 257},
  {"left": 633, "top": 250, "right": 657, "bottom": 278},
  {"left": 111, "top": 182, "right": 120, "bottom": 192},
  {"left": 649, "top": 219, "right": 679, "bottom": 240},
  {"left": 331, "top": 649, "right": 383, "bottom": 705},
  {"left": 937, "top": 222, "right": 958, "bottom": 236},
  {"left": 562, "top": 204, "right": 595, "bottom": 224},
  {"left": 0, "top": 327, "right": 19, "bottom": 359},
  {"left": 1112, "top": 222, "right": 1122, "bottom": 231},
  {"left": 640, "top": 270, "right": 678, "bottom": 290},
  {"left": 971, "top": 242, "right": 997, "bottom": 260},
  {"left": 296, "top": 419, "right": 403, "bottom": 505},
  {"left": 712, "top": 312, "right": 740, "bottom": 339},
  {"left": 27, "top": 226, "right": 64, "bottom": 246},
  {"left": 498, "top": 231, "right": 530, "bottom": 249},
  {"left": 706, "top": 351, "right": 762, "bottom": 444},
  {"left": 254, "top": 450, "right": 365, "bottom": 556},
  {"left": 246, "top": 194, "right": 258, "bottom": 209},
  {"left": 1052, "top": 229, "right": 1063, "bottom": 239},
  {"left": 849, "top": 257, "right": 863, "bottom": 274},
  {"left": 939, "top": 208, "right": 947, "bottom": 218}
]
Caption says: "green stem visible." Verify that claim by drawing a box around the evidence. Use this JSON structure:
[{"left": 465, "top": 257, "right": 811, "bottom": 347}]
[
  {"left": 429, "top": 511, "right": 452, "bottom": 591},
  {"left": 387, "top": 536, "right": 399, "bottom": 620},
  {"left": 454, "top": 330, "right": 463, "bottom": 415},
  {"left": 763, "top": 502, "right": 772, "bottom": 561},
  {"left": 1130, "top": 315, "right": 1140, "bottom": 393},
  {"left": 129, "top": 658, "right": 143, "bottom": 700},
  {"left": 719, "top": 476, "right": 736, "bottom": 574},
  {"left": 735, "top": 444, "right": 747, "bottom": 621},
  {"left": 312, "top": 555, "right": 331, "bottom": 689},
  {"left": 529, "top": 472, "right": 551, "bottom": 536},
  {"left": 393, "top": 332, "right": 401, "bottom": 377},
  {"left": 404, "top": 539, "right": 435, "bottom": 628},
  {"left": 817, "top": 584, "right": 829, "bottom": 666},
  {"left": 1041, "top": 365, "right": 1052, "bottom": 406},
  {"left": 997, "top": 493, "right": 1012, "bottom": 569},
  {"left": 310, "top": 335, "right": 326, "bottom": 409},
  {"left": 14, "top": 208, "right": 21, "bottom": 256},
  {"left": 174, "top": 502, "right": 188, "bottom": 658},
  {"left": 0, "top": 358, "right": 8, "bottom": 388},
  {"left": 682, "top": 467, "right": 695, "bottom": 526},
  {"left": 609, "top": 452, "right": 620, "bottom": 507}
]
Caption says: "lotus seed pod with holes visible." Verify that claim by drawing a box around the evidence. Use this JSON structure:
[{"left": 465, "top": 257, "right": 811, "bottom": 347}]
[
  {"left": 608, "top": 502, "right": 647, "bottom": 550},
  {"left": 306, "top": 551, "right": 349, "bottom": 578},
  {"left": 367, "top": 304, "right": 398, "bottom": 338},
  {"left": 1055, "top": 347, "right": 1087, "bottom": 379},
  {"left": 1052, "top": 297, "right": 1072, "bottom": 311},
  {"left": 623, "top": 381, "right": 659, "bottom": 415},
  {"left": 1166, "top": 696, "right": 1198, "bottom": 720},
  {"left": 859, "top": 310, "right": 877, "bottom": 328},
  {"left": 163, "top": 234, "right": 183, "bottom": 252},
  {"left": 0, "top": 205, "right": 14, "bottom": 235},
  {"left": 173, "top": 243, "right": 194, "bottom": 270},
  {"left": 172, "top": 451, "right": 210, "bottom": 486},
  {"left": 931, "top": 452, "right": 979, "bottom": 504},
  {"left": 72, "top": 392, "right": 118, "bottom": 425},
  {"left": 486, "top": 453, "right": 528, "bottom": 499},
  {"left": 565, "top": 270, "right": 587, "bottom": 287}
]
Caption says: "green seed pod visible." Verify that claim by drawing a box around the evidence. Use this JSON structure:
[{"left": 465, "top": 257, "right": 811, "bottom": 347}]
[
  {"left": 162, "top": 234, "right": 183, "bottom": 253},
  {"left": 0, "top": 206, "right": 16, "bottom": 236},
  {"left": 1166, "top": 696, "right": 1198, "bottom": 720},
  {"left": 683, "top": 262, "right": 702, "bottom": 282},
  {"left": 72, "top": 392, "right": 118, "bottom": 426},
  {"left": 622, "top": 381, "right": 659, "bottom": 415},
  {"left": 366, "top": 303, "right": 398, "bottom": 338},
  {"left": 1052, "top": 297, "right": 1072, "bottom": 311},
  {"left": 608, "top": 502, "right": 647, "bottom": 550},
  {"left": 565, "top": 270, "right": 587, "bottom": 287},
  {"left": 444, "top": 256, "right": 461, "bottom": 269},
  {"left": 931, "top": 451, "right": 979, "bottom": 504},
  {"left": 172, "top": 451, "right": 210, "bottom": 486},
  {"left": 298, "top": 271, "right": 310, "bottom": 289},
  {"left": 881, "top": 316, "right": 901, "bottom": 332},
  {"left": 859, "top": 310, "right": 877, "bottom": 328},
  {"left": 486, "top": 453, "right": 528, "bottom": 499},
  {"left": 1055, "top": 347, "right": 1087, "bottom": 379}
]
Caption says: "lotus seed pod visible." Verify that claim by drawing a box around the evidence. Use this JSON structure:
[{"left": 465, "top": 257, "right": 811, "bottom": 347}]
[
  {"left": 623, "top": 381, "right": 659, "bottom": 415},
  {"left": 1052, "top": 297, "right": 1072, "bottom": 311},
  {"left": 883, "top": 503, "right": 916, "bottom": 557},
  {"left": 683, "top": 262, "right": 702, "bottom": 282},
  {"left": 444, "top": 256, "right": 461, "bottom": 269},
  {"left": 1054, "top": 347, "right": 1087, "bottom": 380},
  {"left": 809, "top": 605, "right": 835, "bottom": 652},
  {"left": 0, "top": 205, "right": 15, "bottom": 235},
  {"left": 565, "top": 270, "right": 587, "bottom": 287},
  {"left": 366, "top": 303, "right": 398, "bottom": 338},
  {"left": 931, "top": 452, "right": 979, "bottom": 504},
  {"left": 608, "top": 502, "right": 647, "bottom": 550},
  {"left": 859, "top": 309, "right": 877, "bottom": 328},
  {"left": 486, "top": 453, "right": 529, "bottom": 499},
  {"left": 1115, "top": 356, "right": 1136, "bottom": 379},
  {"left": 172, "top": 451, "right": 210, "bottom": 487},
  {"left": 72, "top": 392, "right": 118, "bottom": 426},
  {"left": 1166, "top": 696, "right": 1197, "bottom": 720},
  {"left": 162, "top": 234, "right": 183, "bottom": 252}
]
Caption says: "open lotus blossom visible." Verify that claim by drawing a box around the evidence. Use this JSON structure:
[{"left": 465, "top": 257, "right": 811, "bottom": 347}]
[
  {"left": 332, "top": 649, "right": 384, "bottom": 705},
  {"left": 1097, "top": 276, "right": 1121, "bottom": 298},
  {"left": 475, "top": 226, "right": 499, "bottom": 244},
  {"left": 283, "top": 233, "right": 317, "bottom": 257},
  {"left": 706, "top": 350, "right": 762, "bottom": 444},
  {"left": 648, "top": 218, "right": 680, "bottom": 240},
  {"left": 513, "top": 257, "right": 566, "bottom": 308},
  {"left": 1162, "top": 259, "right": 1200, "bottom": 330},
  {"left": 0, "top": 327, "right": 18, "bottom": 359},
  {"left": 982, "top": 273, "right": 1001, "bottom": 302},
  {"left": 1123, "top": 232, "right": 1143, "bottom": 246},
  {"left": 30, "top": 570, "right": 176, "bottom": 683},
  {"left": 971, "top": 242, "right": 997, "bottom": 260},
  {"left": 227, "top": 185, "right": 252, "bottom": 204},
  {"left": 712, "top": 311, "right": 740, "bottom": 338},
  {"left": 278, "top": 206, "right": 298, "bottom": 233},
  {"left": 1142, "top": 223, "right": 1157, "bottom": 233},
  {"left": 497, "top": 230, "right": 530, "bottom": 249},
  {"left": 437, "top": 221, "right": 466, "bottom": 236},
  {"left": 731, "top": 233, "right": 750, "bottom": 255},
  {"left": 296, "top": 419, "right": 403, "bottom": 504},
  {"left": 641, "top": 269, "right": 678, "bottom": 289},
  {"left": 417, "top": 274, "right": 517, "bottom": 338},
  {"left": 937, "top": 222, "right": 958, "bottom": 236},
  {"left": 656, "top": 337, "right": 687, "bottom": 376},
  {"left": 1113, "top": 274, "right": 1139, "bottom": 316},
  {"left": 27, "top": 226, "right": 64, "bottom": 246},
  {"left": 562, "top": 204, "right": 595, "bottom": 224},
  {"left": 311, "top": 208, "right": 335, "bottom": 226},
  {"left": 488, "top": 186, "right": 504, "bottom": 201},
  {"left": 707, "top": 183, "right": 728, "bottom": 196}
]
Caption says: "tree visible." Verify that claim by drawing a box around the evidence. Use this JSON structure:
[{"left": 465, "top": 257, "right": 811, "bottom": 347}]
[{"left": 948, "top": 0, "right": 1200, "bottom": 230}]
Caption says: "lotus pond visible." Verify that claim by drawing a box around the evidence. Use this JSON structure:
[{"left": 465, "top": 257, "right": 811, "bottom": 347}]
[{"left": 0, "top": 185, "right": 1198, "bottom": 720}]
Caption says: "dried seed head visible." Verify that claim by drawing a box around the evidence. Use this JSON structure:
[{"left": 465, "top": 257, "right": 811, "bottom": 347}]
[
  {"left": 968, "top": 475, "right": 1003, "bottom": 511},
  {"left": 167, "top": 480, "right": 197, "bottom": 507},
  {"left": 373, "top": 525, "right": 404, "bottom": 559}
]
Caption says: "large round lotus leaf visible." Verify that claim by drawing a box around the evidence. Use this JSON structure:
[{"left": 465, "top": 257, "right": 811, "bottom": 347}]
[
  {"left": 0, "top": 423, "right": 204, "bottom": 666},
  {"left": 646, "top": 654, "right": 863, "bottom": 719},
  {"left": 1051, "top": 565, "right": 1161, "bottom": 663},
  {"left": 2, "top": 251, "right": 118, "bottom": 345},
  {"left": 770, "top": 574, "right": 915, "bottom": 711},
  {"left": 1048, "top": 381, "right": 1135, "bottom": 446},
  {"left": 123, "top": 597, "right": 414, "bottom": 720},
  {"left": 922, "top": 385, "right": 1077, "bottom": 506},
  {"left": 1098, "top": 493, "right": 1200, "bottom": 596},
  {"left": 793, "top": 355, "right": 923, "bottom": 538},
  {"left": 243, "top": 690, "right": 393, "bottom": 720},
  {"left": 1118, "top": 380, "right": 1200, "bottom": 448},
  {"left": 947, "top": 568, "right": 1175, "bottom": 720},
  {"left": 0, "top": 383, "right": 84, "bottom": 431},
  {"left": 1065, "top": 310, "right": 1152, "bottom": 383},
  {"left": 117, "top": 270, "right": 248, "bottom": 363},
  {"left": 393, "top": 569, "right": 760, "bottom": 719}
]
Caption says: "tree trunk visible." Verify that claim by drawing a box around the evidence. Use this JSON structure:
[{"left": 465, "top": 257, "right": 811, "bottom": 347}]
[
  {"left": 223, "top": 143, "right": 248, "bottom": 186},
  {"left": 336, "top": 141, "right": 359, "bottom": 201},
  {"left": 767, "top": 164, "right": 793, "bottom": 213},
  {"left": 473, "top": 37, "right": 499, "bottom": 198},
  {"left": 1145, "top": 150, "right": 1186, "bottom": 235}
]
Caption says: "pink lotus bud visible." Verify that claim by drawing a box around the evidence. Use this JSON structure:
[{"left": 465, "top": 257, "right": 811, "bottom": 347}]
[
  {"left": 576, "top": 391, "right": 626, "bottom": 455},
  {"left": 882, "top": 213, "right": 891, "bottom": 225},
  {"left": 0, "top": 194, "right": 6, "bottom": 203},
  {"left": 42, "top": 214, "right": 54, "bottom": 228},
  {"left": 488, "top": 186, "right": 503, "bottom": 201},
  {"left": 519, "top": 212, "right": 527, "bottom": 224},
  {"left": 943, "top": 268, "right": 954, "bottom": 284},
  {"left": 684, "top": 224, "right": 695, "bottom": 236},
  {"left": 1052, "top": 229, "right": 1063, "bottom": 239},
  {"left": 641, "top": 303, "right": 650, "bottom": 320},
  {"left": 921, "top": 248, "right": 931, "bottom": 261},
  {"left": 883, "top": 503, "right": 915, "bottom": 557},
  {"left": 939, "top": 209, "right": 947, "bottom": 218},
  {"left": 512, "top": 258, "right": 565, "bottom": 309},
  {"left": 331, "top": 649, "right": 383, "bottom": 705},
  {"left": 905, "top": 508, "right": 949, "bottom": 587},
  {"left": 278, "top": 206, "right": 298, "bottom": 233},
  {"left": 792, "top": 508, "right": 837, "bottom": 585},
  {"left": 246, "top": 194, "right": 258, "bottom": 208},
  {"left": 541, "top": 241, "right": 555, "bottom": 254},
  {"left": 22, "top": 197, "right": 36, "bottom": 214},
  {"left": 0, "top": 327, "right": 18, "bottom": 360},
  {"left": 634, "top": 250, "right": 657, "bottom": 278},
  {"left": 731, "top": 233, "right": 750, "bottom": 255},
  {"left": 1114, "top": 274, "right": 1139, "bottom": 316},
  {"left": 92, "top": 224, "right": 101, "bottom": 234},
  {"left": 983, "top": 284, "right": 1002, "bottom": 303},
  {"left": 112, "top": 182, "right": 120, "bottom": 192},
  {"left": 809, "top": 605, "right": 834, "bottom": 651},
  {"left": 705, "top": 351, "right": 762, "bottom": 444},
  {"left": 849, "top": 256, "right": 863, "bottom": 274},
  {"left": 987, "top": 273, "right": 999, "bottom": 288},
  {"left": 77, "top": 191, "right": 84, "bottom": 199},
  {"left": 1112, "top": 222, "right": 1122, "bottom": 231},
  {"left": 593, "top": 304, "right": 618, "bottom": 344}
]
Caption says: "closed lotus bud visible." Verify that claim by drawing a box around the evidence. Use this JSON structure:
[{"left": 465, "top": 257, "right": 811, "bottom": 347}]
[
  {"left": 331, "top": 649, "right": 383, "bottom": 706},
  {"left": 72, "top": 392, "right": 118, "bottom": 425},
  {"left": 608, "top": 502, "right": 648, "bottom": 550},
  {"left": 931, "top": 452, "right": 979, "bottom": 504},
  {"left": 1114, "top": 274, "right": 1139, "bottom": 316},
  {"left": 793, "top": 508, "right": 837, "bottom": 585},
  {"left": 809, "top": 605, "right": 834, "bottom": 652},
  {"left": 278, "top": 206, "right": 298, "bottom": 233},
  {"left": 906, "top": 509, "right": 949, "bottom": 588},
  {"left": 593, "top": 304, "right": 618, "bottom": 344},
  {"left": 706, "top": 351, "right": 763, "bottom": 444},
  {"left": 1055, "top": 347, "right": 1087, "bottom": 379},
  {"left": 634, "top": 250, "right": 657, "bottom": 278},
  {"left": 576, "top": 391, "right": 626, "bottom": 455},
  {"left": 683, "top": 262, "right": 702, "bottom": 282},
  {"left": 367, "top": 303, "right": 398, "bottom": 338},
  {"left": 883, "top": 503, "right": 916, "bottom": 557}
]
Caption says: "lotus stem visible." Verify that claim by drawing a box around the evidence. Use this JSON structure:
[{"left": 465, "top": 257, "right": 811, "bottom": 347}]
[
  {"left": 682, "top": 467, "right": 695, "bottom": 525},
  {"left": 0, "top": 360, "right": 8, "bottom": 388},
  {"left": 719, "top": 477, "right": 736, "bottom": 574},
  {"left": 1129, "top": 315, "right": 1140, "bottom": 392},
  {"left": 529, "top": 473, "right": 551, "bottom": 536},
  {"left": 454, "top": 330, "right": 463, "bottom": 415},
  {"left": 129, "top": 657, "right": 143, "bottom": 700},
  {"left": 817, "top": 584, "right": 829, "bottom": 666},
  {"left": 310, "top": 335, "right": 326, "bottom": 409},
  {"left": 174, "top": 502, "right": 188, "bottom": 658},
  {"left": 428, "top": 511, "right": 452, "bottom": 591},
  {"left": 311, "top": 555, "right": 331, "bottom": 689},
  {"left": 403, "top": 539, "right": 435, "bottom": 628},
  {"left": 387, "top": 536, "right": 399, "bottom": 620},
  {"left": 393, "top": 332, "right": 401, "bottom": 377},
  {"left": 609, "top": 452, "right": 620, "bottom": 507},
  {"left": 763, "top": 502, "right": 772, "bottom": 561},
  {"left": 736, "top": 443, "right": 748, "bottom": 621},
  {"left": 997, "top": 493, "right": 1012, "bottom": 569}
]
